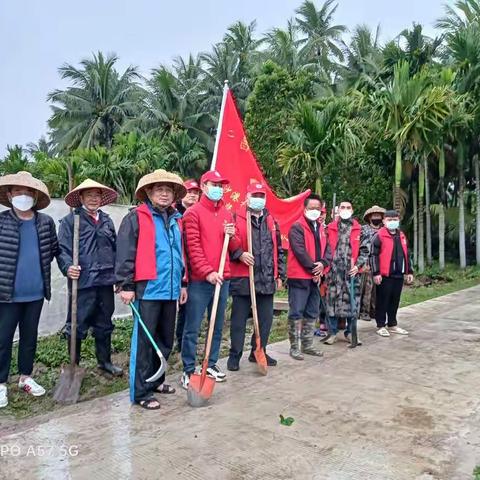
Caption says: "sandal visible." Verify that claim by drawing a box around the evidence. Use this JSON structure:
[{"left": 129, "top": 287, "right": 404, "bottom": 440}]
[
  {"left": 138, "top": 398, "right": 161, "bottom": 410},
  {"left": 154, "top": 384, "right": 176, "bottom": 394}
]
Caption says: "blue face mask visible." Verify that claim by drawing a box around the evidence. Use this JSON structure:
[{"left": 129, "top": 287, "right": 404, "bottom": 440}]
[
  {"left": 248, "top": 197, "right": 266, "bottom": 211},
  {"left": 386, "top": 220, "right": 400, "bottom": 230},
  {"left": 206, "top": 185, "right": 223, "bottom": 202}
]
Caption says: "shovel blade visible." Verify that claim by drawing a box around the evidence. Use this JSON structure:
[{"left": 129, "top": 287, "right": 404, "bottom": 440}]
[
  {"left": 254, "top": 348, "right": 268, "bottom": 376},
  {"left": 146, "top": 350, "right": 166, "bottom": 383},
  {"left": 187, "top": 372, "right": 216, "bottom": 407},
  {"left": 53, "top": 364, "right": 86, "bottom": 404}
]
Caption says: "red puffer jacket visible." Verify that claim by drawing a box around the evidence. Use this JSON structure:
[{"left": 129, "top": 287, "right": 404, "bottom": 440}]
[{"left": 183, "top": 195, "right": 240, "bottom": 281}]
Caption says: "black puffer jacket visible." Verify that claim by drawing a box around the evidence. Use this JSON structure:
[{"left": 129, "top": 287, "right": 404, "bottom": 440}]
[
  {"left": 57, "top": 208, "right": 116, "bottom": 290},
  {"left": 0, "top": 209, "right": 58, "bottom": 302}
]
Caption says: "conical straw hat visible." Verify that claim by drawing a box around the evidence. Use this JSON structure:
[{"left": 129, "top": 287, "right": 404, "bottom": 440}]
[
  {"left": 65, "top": 179, "right": 118, "bottom": 208},
  {"left": 0, "top": 171, "right": 50, "bottom": 210},
  {"left": 135, "top": 169, "right": 186, "bottom": 202}
]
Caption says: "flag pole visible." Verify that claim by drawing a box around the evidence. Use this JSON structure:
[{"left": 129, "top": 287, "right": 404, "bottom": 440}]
[{"left": 210, "top": 80, "right": 229, "bottom": 171}]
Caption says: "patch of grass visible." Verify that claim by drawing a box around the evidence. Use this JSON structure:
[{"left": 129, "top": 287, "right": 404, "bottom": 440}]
[
  {"left": 2, "top": 264, "right": 479, "bottom": 421},
  {"left": 473, "top": 465, "right": 480, "bottom": 480}
]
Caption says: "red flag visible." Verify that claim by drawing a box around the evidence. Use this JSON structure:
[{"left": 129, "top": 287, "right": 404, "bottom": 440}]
[{"left": 212, "top": 86, "right": 311, "bottom": 247}]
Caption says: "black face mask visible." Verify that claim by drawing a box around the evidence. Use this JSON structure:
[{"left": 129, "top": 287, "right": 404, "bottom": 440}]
[{"left": 371, "top": 218, "right": 383, "bottom": 227}]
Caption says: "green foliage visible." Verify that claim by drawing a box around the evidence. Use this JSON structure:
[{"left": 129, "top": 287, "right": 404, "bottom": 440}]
[{"left": 279, "top": 414, "right": 295, "bottom": 426}]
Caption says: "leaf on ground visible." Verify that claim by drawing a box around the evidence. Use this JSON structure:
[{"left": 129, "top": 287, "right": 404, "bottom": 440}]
[{"left": 279, "top": 414, "right": 295, "bottom": 426}]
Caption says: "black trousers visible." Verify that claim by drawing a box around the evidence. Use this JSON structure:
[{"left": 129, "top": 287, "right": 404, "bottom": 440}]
[
  {"left": 0, "top": 300, "right": 44, "bottom": 383},
  {"left": 130, "top": 299, "right": 176, "bottom": 403},
  {"left": 175, "top": 303, "right": 186, "bottom": 348},
  {"left": 229, "top": 294, "right": 274, "bottom": 361},
  {"left": 65, "top": 286, "right": 115, "bottom": 340},
  {"left": 375, "top": 277, "right": 404, "bottom": 328}
]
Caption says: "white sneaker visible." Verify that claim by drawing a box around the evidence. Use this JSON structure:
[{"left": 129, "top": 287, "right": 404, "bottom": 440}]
[
  {"left": 18, "top": 377, "right": 46, "bottom": 397},
  {"left": 376, "top": 327, "right": 390, "bottom": 337},
  {"left": 388, "top": 326, "right": 409, "bottom": 335},
  {"left": 206, "top": 365, "right": 227, "bottom": 383},
  {"left": 0, "top": 384, "right": 8, "bottom": 408},
  {"left": 181, "top": 372, "right": 191, "bottom": 390}
]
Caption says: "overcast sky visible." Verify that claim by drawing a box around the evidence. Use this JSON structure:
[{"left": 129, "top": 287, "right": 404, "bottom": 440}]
[{"left": 0, "top": 0, "right": 449, "bottom": 154}]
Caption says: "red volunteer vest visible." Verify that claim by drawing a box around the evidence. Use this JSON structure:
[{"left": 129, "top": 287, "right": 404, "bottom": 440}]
[
  {"left": 230, "top": 207, "right": 279, "bottom": 279},
  {"left": 287, "top": 215, "right": 327, "bottom": 280},
  {"left": 377, "top": 227, "right": 409, "bottom": 277},
  {"left": 326, "top": 219, "right": 361, "bottom": 267}
]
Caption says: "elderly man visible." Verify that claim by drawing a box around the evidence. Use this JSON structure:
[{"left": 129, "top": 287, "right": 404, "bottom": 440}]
[
  {"left": 0, "top": 171, "right": 58, "bottom": 408},
  {"left": 57, "top": 179, "right": 123, "bottom": 377},
  {"left": 324, "top": 201, "right": 369, "bottom": 345},
  {"left": 116, "top": 169, "right": 188, "bottom": 410},
  {"left": 359, "top": 205, "right": 386, "bottom": 322},
  {"left": 174, "top": 178, "right": 201, "bottom": 353},
  {"left": 181, "top": 170, "right": 240, "bottom": 389},
  {"left": 227, "top": 182, "right": 286, "bottom": 371}
]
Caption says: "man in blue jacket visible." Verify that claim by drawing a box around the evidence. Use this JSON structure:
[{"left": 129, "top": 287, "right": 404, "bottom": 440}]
[
  {"left": 116, "top": 169, "right": 188, "bottom": 410},
  {"left": 58, "top": 179, "right": 123, "bottom": 376}
]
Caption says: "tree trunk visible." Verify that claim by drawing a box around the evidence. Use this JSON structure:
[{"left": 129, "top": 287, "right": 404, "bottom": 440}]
[
  {"left": 474, "top": 154, "right": 480, "bottom": 265},
  {"left": 424, "top": 156, "right": 432, "bottom": 266},
  {"left": 439, "top": 146, "right": 446, "bottom": 270},
  {"left": 458, "top": 143, "right": 467, "bottom": 269},
  {"left": 418, "top": 163, "right": 425, "bottom": 273},
  {"left": 413, "top": 180, "right": 418, "bottom": 267},
  {"left": 394, "top": 142, "right": 403, "bottom": 214}
]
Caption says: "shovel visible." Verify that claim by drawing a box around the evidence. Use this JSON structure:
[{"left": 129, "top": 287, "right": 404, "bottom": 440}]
[
  {"left": 187, "top": 233, "right": 230, "bottom": 407},
  {"left": 348, "top": 276, "right": 362, "bottom": 349},
  {"left": 246, "top": 210, "right": 267, "bottom": 375},
  {"left": 130, "top": 302, "right": 166, "bottom": 382},
  {"left": 53, "top": 214, "right": 86, "bottom": 404}
]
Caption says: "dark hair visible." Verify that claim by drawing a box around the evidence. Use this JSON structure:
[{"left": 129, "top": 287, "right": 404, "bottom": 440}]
[
  {"left": 339, "top": 200, "right": 353, "bottom": 207},
  {"left": 384, "top": 209, "right": 399, "bottom": 218},
  {"left": 304, "top": 194, "right": 323, "bottom": 207}
]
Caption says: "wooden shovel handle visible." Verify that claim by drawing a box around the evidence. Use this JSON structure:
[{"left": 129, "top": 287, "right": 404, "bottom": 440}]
[
  {"left": 69, "top": 214, "right": 80, "bottom": 366},
  {"left": 202, "top": 233, "right": 230, "bottom": 371},
  {"left": 246, "top": 210, "right": 262, "bottom": 348}
]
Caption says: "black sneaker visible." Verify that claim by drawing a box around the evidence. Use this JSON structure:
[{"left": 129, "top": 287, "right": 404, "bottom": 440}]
[
  {"left": 227, "top": 357, "right": 240, "bottom": 371},
  {"left": 248, "top": 350, "right": 277, "bottom": 366},
  {"left": 206, "top": 365, "right": 227, "bottom": 382}
]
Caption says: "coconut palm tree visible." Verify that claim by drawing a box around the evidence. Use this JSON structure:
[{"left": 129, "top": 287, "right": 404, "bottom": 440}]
[
  {"left": 47, "top": 52, "right": 141, "bottom": 152},
  {"left": 0, "top": 145, "right": 31, "bottom": 175}
]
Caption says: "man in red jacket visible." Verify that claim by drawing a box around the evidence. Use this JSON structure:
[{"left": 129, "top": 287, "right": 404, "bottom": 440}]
[
  {"left": 181, "top": 170, "right": 240, "bottom": 389},
  {"left": 324, "top": 200, "right": 369, "bottom": 345},
  {"left": 370, "top": 210, "right": 413, "bottom": 337},
  {"left": 287, "top": 194, "right": 330, "bottom": 360},
  {"left": 227, "top": 182, "right": 286, "bottom": 371}
]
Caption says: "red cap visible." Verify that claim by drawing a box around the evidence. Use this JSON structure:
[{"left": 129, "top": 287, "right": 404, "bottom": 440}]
[
  {"left": 200, "top": 170, "right": 229, "bottom": 185},
  {"left": 184, "top": 179, "right": 200, "bottom": 191},
  {"left": 246, "top": 182, "right": 267, "bottom": 194}
]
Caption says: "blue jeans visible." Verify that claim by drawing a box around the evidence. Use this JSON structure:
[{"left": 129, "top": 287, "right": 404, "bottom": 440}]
[
  {"left": 328, "top": 317, "right": 353, "bottom": 336},
  {"left": 182, "top": 281, "right": 230, "bottom": 374}
]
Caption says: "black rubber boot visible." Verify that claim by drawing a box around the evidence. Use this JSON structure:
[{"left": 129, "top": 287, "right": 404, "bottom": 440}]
[
  {"left": 95, "top": 336, "right": 123, "bottom": 377},
  {"left": 67, "top": 337, "right": 82, "bottom": 365}
]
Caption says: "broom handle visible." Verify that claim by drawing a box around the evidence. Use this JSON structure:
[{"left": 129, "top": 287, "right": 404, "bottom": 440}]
[
  {"left": 202, "top": 233, "right": 230, "bottom": 370},
  {"left": 246, "top": 211, "right": 261, "bottom": 348},
  {"left": 70, "top": 214, "right": 80, "bottom": 366}
]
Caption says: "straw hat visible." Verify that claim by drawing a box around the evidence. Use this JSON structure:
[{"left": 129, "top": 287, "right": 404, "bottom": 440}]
[
  {"left": 0, "top": 171, "right": 50, "bottom": 210},
  {"left": 135, "top": 169, "right": 186, "bottom": 202},
  {"left": 65, "top": 179, "right": 118, "bottom": 208},
  {"left": 363, "top": 205, "right": 386, "bottom": 222}
]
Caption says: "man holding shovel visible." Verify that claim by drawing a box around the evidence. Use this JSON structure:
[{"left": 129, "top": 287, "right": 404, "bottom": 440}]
[
  {"left": 0, "top": 171, "right": 58, "bottom": 408},
  {"left": 181, "top": 170, "right": 240, "bottom": 390},
  {"left": 116, "top": 169, "right": 188, "bottom": 410},
  {"left": 58, "top": 179, "right": 123, "bottom": 377},
  {"left": 227, "top": 182, "right": 286, "bottom": 371},
  {"left": 287, "top": 194, "right": 330, "bottom": 360}
]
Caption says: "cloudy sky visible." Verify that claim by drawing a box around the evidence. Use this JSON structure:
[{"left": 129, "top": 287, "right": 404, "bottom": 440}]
[{"left": 0, "top": 0, "right": 449, "bottom": 154}]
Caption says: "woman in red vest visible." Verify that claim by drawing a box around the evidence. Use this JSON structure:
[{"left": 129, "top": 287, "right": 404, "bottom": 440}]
[
  {"left": 370, "top": 210, "right": 413, "bottom": 337},
  {"left": 287, "top": 194, "right": 330, "bottom": 360},
  {"left": 227, "top": 182, "right": 286, "bottom": 371}
]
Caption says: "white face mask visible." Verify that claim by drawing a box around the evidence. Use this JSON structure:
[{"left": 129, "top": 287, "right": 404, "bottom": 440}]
[
  {"left": 305, "top": 209, "right": 321, "bottom": 221},
  {"left": 339, "top": 210, "right": 352, "bottom": 220},
  {"left": 11, "top": 194, "right": 35, "bottom": 212}
]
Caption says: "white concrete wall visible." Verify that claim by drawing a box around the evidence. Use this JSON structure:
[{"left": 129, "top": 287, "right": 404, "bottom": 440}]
[{"left": 3, "top": 199, "right": 132, "bottom": 337}]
